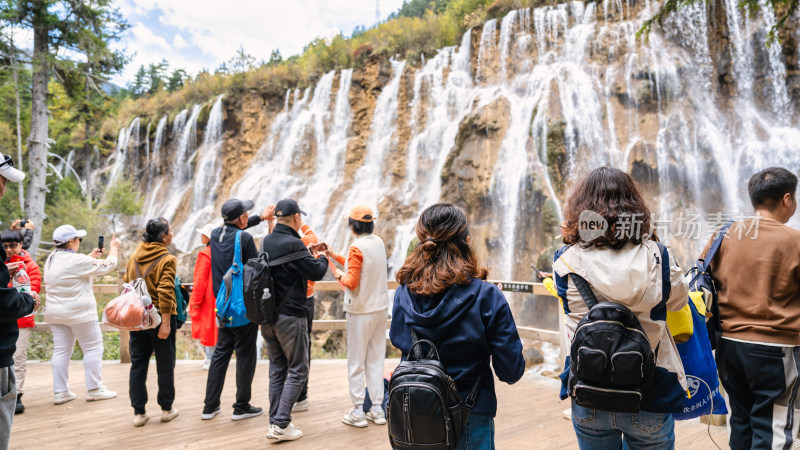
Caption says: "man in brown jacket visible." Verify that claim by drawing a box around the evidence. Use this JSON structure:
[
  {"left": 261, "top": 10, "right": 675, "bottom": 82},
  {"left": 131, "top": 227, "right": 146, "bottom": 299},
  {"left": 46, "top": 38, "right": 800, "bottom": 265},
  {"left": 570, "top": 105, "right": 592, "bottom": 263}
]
[{"left": 704, "top": 167, "right": 800, "bottom": 449}]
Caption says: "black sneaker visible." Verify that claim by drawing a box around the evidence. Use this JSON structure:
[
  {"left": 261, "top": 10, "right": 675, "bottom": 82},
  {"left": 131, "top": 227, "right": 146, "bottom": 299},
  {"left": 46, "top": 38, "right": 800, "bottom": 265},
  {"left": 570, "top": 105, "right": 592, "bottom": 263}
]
[
  {"left": 15, "top": 394, "right": 24, "bottom": 415},
  {"left": 231, "top": 405, "right": 263, "bottom": 421},
  {"left": 201, "top": 405, "right": 222, "bottom": 420}
]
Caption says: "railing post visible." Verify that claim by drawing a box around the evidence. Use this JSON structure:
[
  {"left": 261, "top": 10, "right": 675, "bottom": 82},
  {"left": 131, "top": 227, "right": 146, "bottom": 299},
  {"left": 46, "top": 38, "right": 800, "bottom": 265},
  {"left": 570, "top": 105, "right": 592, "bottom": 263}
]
[{"left": 117, "top": 270, "right": 131, "bottom": 364}]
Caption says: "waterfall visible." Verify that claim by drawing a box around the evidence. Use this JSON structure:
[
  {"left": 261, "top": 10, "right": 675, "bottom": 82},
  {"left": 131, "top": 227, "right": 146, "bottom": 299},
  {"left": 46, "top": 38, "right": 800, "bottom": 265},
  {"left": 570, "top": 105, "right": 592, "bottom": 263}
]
[
  {"left": 124, "top": 0, "right": 799, "bottom": 281},
  {"left": 108, "top": 117, "right": 140, "bottom": 187},
  {"left": 173, "top": 96, "right": 226, "bottom": 251}
]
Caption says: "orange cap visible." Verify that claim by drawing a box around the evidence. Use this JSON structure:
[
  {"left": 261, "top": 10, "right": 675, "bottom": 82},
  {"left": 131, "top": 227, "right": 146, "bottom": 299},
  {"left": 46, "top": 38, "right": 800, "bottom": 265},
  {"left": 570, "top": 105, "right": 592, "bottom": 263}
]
[{"left": 349, "top": 204, "right": 375, "bottom": 223}]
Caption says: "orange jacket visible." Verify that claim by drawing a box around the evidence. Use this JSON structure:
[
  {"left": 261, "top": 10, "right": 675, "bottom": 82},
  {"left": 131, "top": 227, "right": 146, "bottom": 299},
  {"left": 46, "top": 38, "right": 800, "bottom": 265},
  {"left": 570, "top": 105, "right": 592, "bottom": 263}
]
[
  {"left": 300, "top": 224, "right": 318, "bottom": 298},
  {"left": 189, "top": 246, "right": 217, "bottom": 346},
  {"left": 8, "top": 250, "right": 40, "bottom": 328}
]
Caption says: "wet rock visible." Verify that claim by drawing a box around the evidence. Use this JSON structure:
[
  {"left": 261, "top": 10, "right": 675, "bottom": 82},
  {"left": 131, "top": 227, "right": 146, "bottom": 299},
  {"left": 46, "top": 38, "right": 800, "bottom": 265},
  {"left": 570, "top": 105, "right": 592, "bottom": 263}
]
[{"left": 524, "top": 344, "right": 544, "bottom": 368}]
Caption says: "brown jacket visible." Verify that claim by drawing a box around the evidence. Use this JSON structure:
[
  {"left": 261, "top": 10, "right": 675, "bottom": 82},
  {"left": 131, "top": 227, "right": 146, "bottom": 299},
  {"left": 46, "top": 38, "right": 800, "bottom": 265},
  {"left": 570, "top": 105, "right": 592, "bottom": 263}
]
[
  {"left": 124, "top": 242, "right": 177, "bottom": 315},
  {"left": 702, "top": 217, "right": 800, "bottom": 345}
]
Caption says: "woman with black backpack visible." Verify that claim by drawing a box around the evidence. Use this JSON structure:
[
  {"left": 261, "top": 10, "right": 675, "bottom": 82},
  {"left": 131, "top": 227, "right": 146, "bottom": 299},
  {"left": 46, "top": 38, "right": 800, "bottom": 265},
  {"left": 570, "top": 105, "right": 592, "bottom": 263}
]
[
  {"left": 124, "top": 218, "right": 179, "bottom": 427},
  {"left": 553, "top": 167, "right": 689, "bottom": 449},
  {"left": 389, "top": 203, "right": 525, "bottom": 449}
]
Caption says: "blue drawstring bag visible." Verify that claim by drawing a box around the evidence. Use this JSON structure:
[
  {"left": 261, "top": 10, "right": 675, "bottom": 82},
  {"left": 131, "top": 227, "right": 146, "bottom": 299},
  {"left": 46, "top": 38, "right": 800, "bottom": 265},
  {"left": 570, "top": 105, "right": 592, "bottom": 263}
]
[
  {"left": 215, "top": 230, "right": 250, "bottom": 328},
  {"left": 673, "top": 297, "right": 727, "bottom": 420}
]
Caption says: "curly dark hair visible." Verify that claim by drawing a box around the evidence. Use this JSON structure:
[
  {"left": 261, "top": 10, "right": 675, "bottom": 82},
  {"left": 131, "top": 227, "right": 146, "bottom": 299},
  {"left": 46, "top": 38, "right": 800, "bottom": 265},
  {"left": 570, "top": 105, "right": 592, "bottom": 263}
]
[
  {"left": 561, "top": 167, "right": 655, "bottom": 249},
  {"left": 396, "top": 203, "right": 487, "bottom": 296}
]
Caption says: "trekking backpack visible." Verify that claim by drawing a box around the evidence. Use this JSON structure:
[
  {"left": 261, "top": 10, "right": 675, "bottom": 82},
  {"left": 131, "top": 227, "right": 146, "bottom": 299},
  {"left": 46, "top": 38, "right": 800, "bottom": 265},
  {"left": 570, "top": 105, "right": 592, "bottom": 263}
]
[
  {"left": 567, "top": 273, "right": 656, "bottom": 413},
  {"left": 215, "top": 230, "right": 250, "bottom": 328},
  {"left": 242, "top": 249, "right": 310, "bottom": 325},
  {"left": 387, "top": 330, "right": 482, "bottom": 450},
  {"left": 174, "top": 275, "right": 189, "bottom": 329},
  {"left": 686, "top": 220, "right": 734, "bottom": 351}
]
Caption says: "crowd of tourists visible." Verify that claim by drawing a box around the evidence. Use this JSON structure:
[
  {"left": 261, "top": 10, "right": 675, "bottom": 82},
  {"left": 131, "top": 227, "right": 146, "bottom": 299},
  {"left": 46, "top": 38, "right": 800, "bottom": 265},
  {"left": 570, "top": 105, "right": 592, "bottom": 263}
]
[{"left": 1, "top": 149, "right": 800, "bottom": 449}]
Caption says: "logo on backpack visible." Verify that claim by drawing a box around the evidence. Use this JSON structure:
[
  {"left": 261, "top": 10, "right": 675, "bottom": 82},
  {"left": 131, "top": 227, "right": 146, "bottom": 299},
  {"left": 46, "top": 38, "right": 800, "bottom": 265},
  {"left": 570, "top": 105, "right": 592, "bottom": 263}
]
[{"left": 567, "top": 273, "right": 656, "bottom": 413}]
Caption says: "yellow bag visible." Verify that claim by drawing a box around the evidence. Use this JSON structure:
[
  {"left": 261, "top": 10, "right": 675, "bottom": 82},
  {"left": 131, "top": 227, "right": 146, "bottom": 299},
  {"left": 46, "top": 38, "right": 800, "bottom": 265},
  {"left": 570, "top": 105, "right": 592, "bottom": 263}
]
[{"left": 667, "top": 292, "right": 707, "bottom": 343}]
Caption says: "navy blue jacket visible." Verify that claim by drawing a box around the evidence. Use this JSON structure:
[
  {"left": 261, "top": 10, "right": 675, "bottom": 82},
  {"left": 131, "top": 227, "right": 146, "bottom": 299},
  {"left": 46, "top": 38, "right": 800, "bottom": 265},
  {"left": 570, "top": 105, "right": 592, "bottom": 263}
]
[{"left": 390, "top": 277, "right": 525, "bottom": 417}]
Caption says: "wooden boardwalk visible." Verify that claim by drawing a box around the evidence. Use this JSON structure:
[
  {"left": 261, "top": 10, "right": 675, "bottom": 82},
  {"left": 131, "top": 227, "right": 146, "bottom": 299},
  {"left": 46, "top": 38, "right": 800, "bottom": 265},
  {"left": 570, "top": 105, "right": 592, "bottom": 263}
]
[{"left": 10, "top": 360, "right": 728, "bottom": 449}]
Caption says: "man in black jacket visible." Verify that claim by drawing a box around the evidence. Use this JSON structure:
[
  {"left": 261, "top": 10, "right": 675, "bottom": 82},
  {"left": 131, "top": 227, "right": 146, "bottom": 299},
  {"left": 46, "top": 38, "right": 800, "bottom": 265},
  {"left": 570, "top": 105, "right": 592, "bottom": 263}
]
[
  {"left": 201, "top": 198, "right": 272, "bottom": 422},
  {"left": 0, "top": 153, "right": 36, "bottom": 449},
  {"left": 261, "top": 199, "right": 328, "bottom": 441}
]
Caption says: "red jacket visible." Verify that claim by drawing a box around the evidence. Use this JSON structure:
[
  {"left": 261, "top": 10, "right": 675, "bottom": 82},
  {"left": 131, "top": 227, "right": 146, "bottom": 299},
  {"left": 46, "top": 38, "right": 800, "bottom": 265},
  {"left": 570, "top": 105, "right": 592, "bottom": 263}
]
[
  {"left": 189, "top": 246, "right": 217, "bottom": 346},
  {"left": 7, "top": 250, "right": 41, "bottom": 328}
]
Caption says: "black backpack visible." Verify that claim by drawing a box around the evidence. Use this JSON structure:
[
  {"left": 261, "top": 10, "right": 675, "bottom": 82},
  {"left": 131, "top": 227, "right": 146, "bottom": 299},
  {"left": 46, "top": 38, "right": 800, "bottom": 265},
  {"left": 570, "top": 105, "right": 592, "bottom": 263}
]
[
  {"left": 686, "top": 220, "right": 734, "bottom": 351},
  {"left": 242, "top": 250, "right": 309, "bottom": 325},
  {"left": 567, "top": 273, "right": 656, "bottom": 413},
  {"left": 387, "top": 330, "right": 481, "bottom": 450}
]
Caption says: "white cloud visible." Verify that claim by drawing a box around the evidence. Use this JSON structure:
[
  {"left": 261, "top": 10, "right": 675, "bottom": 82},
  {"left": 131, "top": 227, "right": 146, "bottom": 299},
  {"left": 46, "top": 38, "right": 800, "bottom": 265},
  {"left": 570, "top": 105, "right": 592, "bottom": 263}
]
[
  {"left": 173, "top": 34, "right": 188, "bottom": 49},
  {"left": 111, "top": 0, "right": 405, "bottom": 85}
]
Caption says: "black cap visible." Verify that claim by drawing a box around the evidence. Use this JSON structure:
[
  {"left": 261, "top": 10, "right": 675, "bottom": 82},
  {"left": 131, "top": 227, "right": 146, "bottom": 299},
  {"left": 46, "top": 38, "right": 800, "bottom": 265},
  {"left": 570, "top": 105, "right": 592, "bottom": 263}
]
[
  {"left": 274, "top": 198, "right": 307, "bottom": 218},
  {"left": 221, "top": 198, "right": 255, "bottom": 221}
]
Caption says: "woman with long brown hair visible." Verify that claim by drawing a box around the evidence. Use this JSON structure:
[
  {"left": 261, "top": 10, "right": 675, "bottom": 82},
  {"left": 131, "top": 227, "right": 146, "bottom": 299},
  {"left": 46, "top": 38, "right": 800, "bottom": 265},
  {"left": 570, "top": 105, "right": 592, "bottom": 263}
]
[
  {"left": 390, "top": 203, "right": 525, "bottom": 449},
  {"left": 553, "top": 167, "right": 688, "bottom": 449}
]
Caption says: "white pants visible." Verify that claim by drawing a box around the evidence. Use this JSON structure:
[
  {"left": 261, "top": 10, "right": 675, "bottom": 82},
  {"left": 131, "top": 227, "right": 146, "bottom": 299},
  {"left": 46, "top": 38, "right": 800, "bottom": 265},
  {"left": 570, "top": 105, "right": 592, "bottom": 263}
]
[
  {"left": 50, "top": 321, "right": 104, "bottom": 393},
  {"left": 13, "top": 328, "right": 32, "bottom": 394},
  {"left": 346, "top": 309, "right": 387, "bottom": 407}
]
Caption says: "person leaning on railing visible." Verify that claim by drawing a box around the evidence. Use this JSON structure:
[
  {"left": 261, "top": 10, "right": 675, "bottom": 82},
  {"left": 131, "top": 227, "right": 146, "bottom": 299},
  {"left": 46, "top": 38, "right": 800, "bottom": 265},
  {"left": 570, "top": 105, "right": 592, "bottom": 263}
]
[{"left": 44, "top": 225, "right": 120, "bottom": 406}]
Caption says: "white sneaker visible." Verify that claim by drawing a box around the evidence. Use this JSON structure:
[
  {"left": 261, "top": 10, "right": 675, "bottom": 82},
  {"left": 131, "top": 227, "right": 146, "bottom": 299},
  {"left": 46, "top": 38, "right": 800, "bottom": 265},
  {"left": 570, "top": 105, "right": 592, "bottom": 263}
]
[
  {"left": 54, "top": 391, "right": 76, "bottom": 405},
  {"left": 202, "top": 359, "right": 210, "bottom": 370},
  {"left": 86, "top": 386, "right": 117, "bottom": 402},
  {"left": 342, "top": 409, "right": 368, "bottom": 428},
  {"left": 366, "top": 409, "right": 386, "bottom": 425},
  {"left": 161, "top": 408, "right": 179, "bottom": 422},
  {"left": 292, "top": 399, "right": 309, "bottom": 412},
  {"left": 133, "top": 413, "right": 149, "bottom": 427},
  {"left": 267, "top": 423, "right": 303, "bottom": 441}
]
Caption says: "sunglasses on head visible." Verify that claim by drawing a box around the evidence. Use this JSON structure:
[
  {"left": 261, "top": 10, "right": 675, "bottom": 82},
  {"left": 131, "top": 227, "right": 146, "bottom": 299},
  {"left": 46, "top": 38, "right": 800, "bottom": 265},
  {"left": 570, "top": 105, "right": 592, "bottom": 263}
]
[{"left": 0, "top": 155, "right": 14, "bottom": 169}]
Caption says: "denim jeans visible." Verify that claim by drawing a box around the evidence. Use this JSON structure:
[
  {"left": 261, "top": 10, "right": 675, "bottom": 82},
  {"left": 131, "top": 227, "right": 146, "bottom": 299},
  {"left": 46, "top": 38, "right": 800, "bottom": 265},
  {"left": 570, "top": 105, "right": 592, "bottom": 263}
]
[
  {"left": 456, "top": 413, "right": 494, "bottom": 450},
  {"left": 571, "top": 402, "right": 675, "bottom": 450}
]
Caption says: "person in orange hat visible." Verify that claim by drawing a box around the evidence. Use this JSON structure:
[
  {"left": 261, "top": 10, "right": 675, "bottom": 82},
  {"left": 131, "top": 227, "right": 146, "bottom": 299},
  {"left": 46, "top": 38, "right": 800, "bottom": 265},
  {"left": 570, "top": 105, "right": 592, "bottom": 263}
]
[{"left": 330, "top": 205, "right": 389, "bottom": 428}]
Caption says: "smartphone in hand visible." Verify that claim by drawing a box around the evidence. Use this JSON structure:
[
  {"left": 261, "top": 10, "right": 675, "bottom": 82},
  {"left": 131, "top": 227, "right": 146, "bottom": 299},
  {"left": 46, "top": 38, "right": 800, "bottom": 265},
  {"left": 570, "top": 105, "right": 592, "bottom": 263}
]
[
  {"left": 308, "top": 242, "right": 328, "bottom": 254},
  {"left": 98, "top": 235, "right": 105, "bottom": 251}
]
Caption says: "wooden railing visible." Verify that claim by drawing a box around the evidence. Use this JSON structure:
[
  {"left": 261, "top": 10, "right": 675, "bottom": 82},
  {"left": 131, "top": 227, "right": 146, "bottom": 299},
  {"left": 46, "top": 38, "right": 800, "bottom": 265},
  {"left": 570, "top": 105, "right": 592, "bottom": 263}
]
[{"left": 35, "top": 277, "right": 562, "bottom": 363}]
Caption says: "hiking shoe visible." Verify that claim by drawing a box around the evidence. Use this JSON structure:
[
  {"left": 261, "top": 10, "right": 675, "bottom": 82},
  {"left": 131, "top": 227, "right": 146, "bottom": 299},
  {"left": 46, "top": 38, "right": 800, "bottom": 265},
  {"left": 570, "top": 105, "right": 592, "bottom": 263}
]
[
  {"left": 133, "top": 413, "right": 149, "bottom": 427},
  {"left": 231, "top": 405, "right": 263, "bottom": 421},
  {"left": 161, "top": 408, "right": 179, "bottom": 422},
  {"left": 201, "top": 406, "right": 222, "bottom": 420},
  {"left": 54, "top": 390, "right": 76, "bottom": 405},
  {"left": 366, "top": 409, "right": 386, "bottom": 425},
  {"left": 86, "top": 386, "right": 117, "bottom": 401},
  {"left": 202, "top": 359, "right": 210, "bottom": 370},
  {"left": 15, "top": 394, "right": 24, "bottom": 414},
  {"left": 342, "top": 409, "right": 368, "bottom": 428},
  {"left": 267, "top": 423, "right": 303, "bottom": 441},
  {"left": 292, "top": 399, "right": 309, "bottom": 412}
]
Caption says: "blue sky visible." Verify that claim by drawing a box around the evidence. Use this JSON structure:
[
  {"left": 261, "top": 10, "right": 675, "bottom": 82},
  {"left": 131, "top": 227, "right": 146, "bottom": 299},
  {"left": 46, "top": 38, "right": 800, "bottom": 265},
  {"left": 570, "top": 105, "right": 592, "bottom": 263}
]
[{"left": 112, "top": 0, "right": 406, "bottom": 86}]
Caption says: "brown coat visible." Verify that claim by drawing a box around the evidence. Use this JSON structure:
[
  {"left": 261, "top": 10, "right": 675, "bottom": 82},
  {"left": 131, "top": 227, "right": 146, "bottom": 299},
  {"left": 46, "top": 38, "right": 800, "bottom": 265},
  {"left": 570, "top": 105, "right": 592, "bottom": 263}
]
[
  {"left": 124, "top": 242, "right": 177, "bottom": 315},
  {"left": 703, "top": 217, "right": 800, "bottom": 345}
]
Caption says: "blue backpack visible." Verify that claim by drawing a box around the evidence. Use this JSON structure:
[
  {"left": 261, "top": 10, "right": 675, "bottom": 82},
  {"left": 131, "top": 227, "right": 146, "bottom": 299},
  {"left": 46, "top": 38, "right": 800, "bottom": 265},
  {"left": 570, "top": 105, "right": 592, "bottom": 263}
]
[{"left": 215, "top": 230, "right": 250, "bottom": 328}]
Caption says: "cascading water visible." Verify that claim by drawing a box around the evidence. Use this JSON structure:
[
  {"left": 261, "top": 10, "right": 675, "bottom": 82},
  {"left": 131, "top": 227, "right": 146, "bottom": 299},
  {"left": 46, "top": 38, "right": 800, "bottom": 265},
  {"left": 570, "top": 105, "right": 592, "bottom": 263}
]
[
  {"left": 173, "top": 96, "right": 226, "bottom": 251},
  {"left": 118, "top": 0, "right": 798, "bottom": 285}
]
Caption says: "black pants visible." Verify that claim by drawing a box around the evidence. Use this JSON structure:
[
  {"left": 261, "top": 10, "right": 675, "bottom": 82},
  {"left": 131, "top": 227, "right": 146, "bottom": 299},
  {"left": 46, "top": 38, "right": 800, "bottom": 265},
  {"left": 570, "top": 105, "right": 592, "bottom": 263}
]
[
  {"left": 129, "top": 316, "right": 177, "bottom": 415},
  {"left": 718, "top": 339, "right": 800, "bottom": 450},
  {"left": 297, "top": 296, "right": 315, "bottom": 402},
  {"left": 203, "top": 322, "right": 258, "bottom": 410}
]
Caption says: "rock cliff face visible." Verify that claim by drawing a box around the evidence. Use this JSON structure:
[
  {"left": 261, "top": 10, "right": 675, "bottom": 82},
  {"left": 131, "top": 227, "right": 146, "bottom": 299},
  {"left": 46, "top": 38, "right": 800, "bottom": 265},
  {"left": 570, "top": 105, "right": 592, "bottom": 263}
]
[{"left": 103, "top": 0, "right": 800, "bottom": 330}]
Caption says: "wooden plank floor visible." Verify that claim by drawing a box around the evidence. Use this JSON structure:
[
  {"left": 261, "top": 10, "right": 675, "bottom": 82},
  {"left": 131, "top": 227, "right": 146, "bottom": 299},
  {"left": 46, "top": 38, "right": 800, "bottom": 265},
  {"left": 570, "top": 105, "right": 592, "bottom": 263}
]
[{"left": 10, "top": 360, "right": 728, "bottom": 449}]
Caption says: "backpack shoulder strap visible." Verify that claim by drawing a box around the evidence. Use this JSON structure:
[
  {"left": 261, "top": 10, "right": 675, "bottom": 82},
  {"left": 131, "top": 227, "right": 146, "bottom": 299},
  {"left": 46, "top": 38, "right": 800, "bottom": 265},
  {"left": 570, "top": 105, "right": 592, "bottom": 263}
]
[
  {"left": 569, "top": 273, "right": 599, "bottom": 309},
  {"left": 655, "top": 242, "right": 671, "bottom": 304},
  {"left": 700, "top": 220, "right": 735, "bottom": 272},
  {"left": 268, "top": 249, "right": 311, "bottom": 267},
  {"left": 139, "top": 253, "right": 168, "bottom": 280},
  {"left": 464, "top": 373, "right": 483, "bottom": 409}
]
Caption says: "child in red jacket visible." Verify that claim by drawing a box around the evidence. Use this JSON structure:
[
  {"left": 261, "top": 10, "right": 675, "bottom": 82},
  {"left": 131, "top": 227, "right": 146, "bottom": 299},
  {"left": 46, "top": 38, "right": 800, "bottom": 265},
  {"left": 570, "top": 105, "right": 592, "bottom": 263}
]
[{"left": 2, "top": 230, "right": 42, "bottom": 414}]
